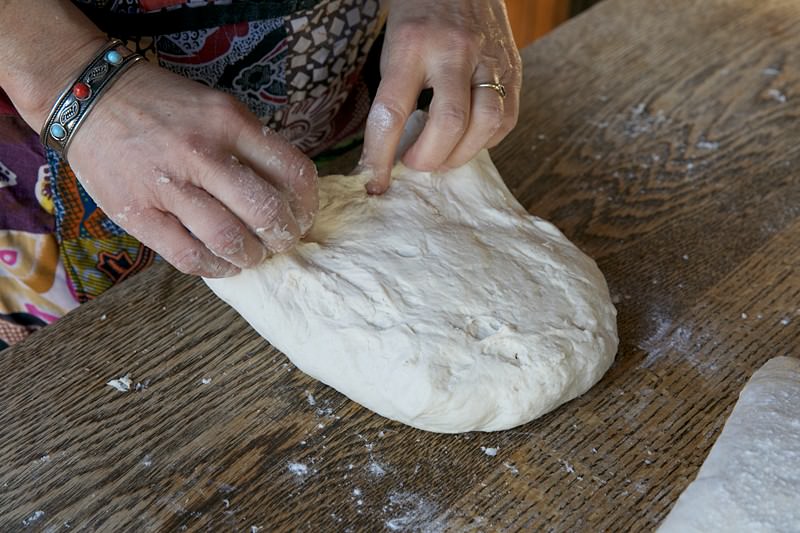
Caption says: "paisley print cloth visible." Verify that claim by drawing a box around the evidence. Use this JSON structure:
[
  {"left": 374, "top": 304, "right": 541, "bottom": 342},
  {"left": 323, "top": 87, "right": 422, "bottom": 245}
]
[{"left": 0, "top": 0, "right": 385, "bottom": 348}]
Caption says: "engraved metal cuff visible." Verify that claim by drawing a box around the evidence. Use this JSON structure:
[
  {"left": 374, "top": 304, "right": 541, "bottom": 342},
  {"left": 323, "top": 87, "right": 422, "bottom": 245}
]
[{"left": 40, "top": 39, "right": 144, "bottom": 157}]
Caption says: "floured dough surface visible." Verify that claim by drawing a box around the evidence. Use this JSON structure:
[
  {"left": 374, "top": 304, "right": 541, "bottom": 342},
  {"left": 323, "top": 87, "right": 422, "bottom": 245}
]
[
  {"left": 659, "top": 356, "right": 800, "bottom": 532},
  {"left": 206, "top": 150, "right": 618, "bottom": 432}
]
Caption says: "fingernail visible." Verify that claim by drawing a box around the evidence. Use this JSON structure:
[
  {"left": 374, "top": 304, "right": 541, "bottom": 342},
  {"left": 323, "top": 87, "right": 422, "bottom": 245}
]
[
  {"left": 366, "top": 179, "right": 385, "bottom": 195},
  {"left": 256, "top": 212, "right": 301, "bottom": 254},
  {"left": 206, "top": 261, "right": 240, "bottom": 278},
  {"left": 298, "top": 211, "right": 316, "bottom": 237}
]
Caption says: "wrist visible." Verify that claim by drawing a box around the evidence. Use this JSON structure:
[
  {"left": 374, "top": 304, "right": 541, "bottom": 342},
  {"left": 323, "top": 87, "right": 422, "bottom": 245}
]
[{"left": 10, "top": 35, "right": 109, "bottom": 132}]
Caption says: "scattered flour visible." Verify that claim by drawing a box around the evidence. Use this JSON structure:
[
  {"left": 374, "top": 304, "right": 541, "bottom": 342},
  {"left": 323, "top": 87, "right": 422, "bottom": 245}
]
[
  {"left": 368, "top": 461, "right": 386, "bottom": 477},
  {"left": 22, "top": 511, "right": 44, "bottom": 527},
  {"left": 696, "top": 140, "right": 719, "bottom": 150},
  {"left": 287, "top": 462, "right": 309, "bottom": 476},
  {"left": 106, "top": 374, "right": 131, "bottom": 392},
  {"left": 480, "top": 446, "right": 498, "bottom": 457},
  {"left": 623, "top": 103, "right": 669, "bottom": 138},
  {"left": 767, "top": 88, "right": 787, "bottom": 103},
  {"left": 383, "top": 491, "right": 441, "bottom": 532}
]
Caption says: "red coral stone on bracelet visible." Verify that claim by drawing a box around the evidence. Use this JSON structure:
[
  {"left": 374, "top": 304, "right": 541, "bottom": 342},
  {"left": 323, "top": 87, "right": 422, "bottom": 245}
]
[{"left": 72, "top": 82, "right": 91, "bottom": 101}]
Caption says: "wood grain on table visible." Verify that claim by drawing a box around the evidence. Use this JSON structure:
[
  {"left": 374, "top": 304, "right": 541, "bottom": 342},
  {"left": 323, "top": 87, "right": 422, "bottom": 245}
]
[{"left": 2, "top": 0, "right": 799, "bottom": 530}]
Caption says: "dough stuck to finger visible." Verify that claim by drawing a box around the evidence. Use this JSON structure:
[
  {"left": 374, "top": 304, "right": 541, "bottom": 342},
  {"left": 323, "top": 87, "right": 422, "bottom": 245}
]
[
  {"left": 254, "top": 199, "right": 301, "bottom": 254},
  {"left": 205, "top": 149, "right": 618, "bottom": 433}
]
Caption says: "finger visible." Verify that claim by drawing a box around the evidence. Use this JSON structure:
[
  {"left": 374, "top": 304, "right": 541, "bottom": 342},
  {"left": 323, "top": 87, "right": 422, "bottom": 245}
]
[
  {"left": 401, "top": 62, "right": 473, "bottom": 172},
  {"left": 158, "top": 179, "right": 268, "bottom": 269},
  {"left": 487, "top": 56, "right": 521, "bottom": 148},
  {"left": 442, "top": 80, "right": 505, "bottom": 169},
  {"left": 234, "top": 118, "right": 319, "bottom": 235},
  {"left": 361, "top": 60, "right": 425, "bottom": 194},
  {"left": 191, "top": 153, "right": 301, "bottom": 254},
  {"left": 486, "top": 85, "right": 518, "bottom": 148},
  {"left": 127, "top": 208, "right": 239, "bottom": 278}
]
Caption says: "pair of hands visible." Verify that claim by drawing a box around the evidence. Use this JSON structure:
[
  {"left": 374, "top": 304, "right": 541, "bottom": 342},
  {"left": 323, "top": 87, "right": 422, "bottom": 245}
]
[{"left": 69, "top": 0, "right": 521, "bottom": 277}]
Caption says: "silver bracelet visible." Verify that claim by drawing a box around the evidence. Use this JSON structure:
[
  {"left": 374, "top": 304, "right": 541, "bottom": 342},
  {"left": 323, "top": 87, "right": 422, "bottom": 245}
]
[{"left": 40, "top": 39, "right": 144, "bottom": 157}]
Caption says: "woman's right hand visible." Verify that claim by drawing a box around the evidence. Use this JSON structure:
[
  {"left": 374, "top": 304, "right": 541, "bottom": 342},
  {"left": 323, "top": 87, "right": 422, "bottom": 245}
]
[{"left": 67, "top": 60, "right": 319, "bottom": 278}]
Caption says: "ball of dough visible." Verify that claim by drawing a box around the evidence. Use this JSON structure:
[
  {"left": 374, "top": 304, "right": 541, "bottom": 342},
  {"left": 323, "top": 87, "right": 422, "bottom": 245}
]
[{"left": 205, "top": 150, "right": 618, "bottom": 432}]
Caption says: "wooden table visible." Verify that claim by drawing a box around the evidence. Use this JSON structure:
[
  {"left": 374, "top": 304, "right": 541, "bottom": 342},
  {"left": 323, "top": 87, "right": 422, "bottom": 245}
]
[{"left": 3, "top": 0, "right": 799, "bottom": 530}]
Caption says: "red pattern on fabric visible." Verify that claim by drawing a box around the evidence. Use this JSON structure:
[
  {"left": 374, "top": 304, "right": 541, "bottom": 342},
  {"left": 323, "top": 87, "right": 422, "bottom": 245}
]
[
  {"left": 157, "top": 22, "right": 251, "bottom": 65},
  {"left": 141, "top": 0, "right": 185, "bottom": 11}
]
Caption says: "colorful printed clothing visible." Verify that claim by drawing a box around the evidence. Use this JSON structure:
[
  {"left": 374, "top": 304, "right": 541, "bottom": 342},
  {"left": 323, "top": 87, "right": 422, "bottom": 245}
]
[{"left": 0, "top": 0, "right": 385, "bottom": 349}]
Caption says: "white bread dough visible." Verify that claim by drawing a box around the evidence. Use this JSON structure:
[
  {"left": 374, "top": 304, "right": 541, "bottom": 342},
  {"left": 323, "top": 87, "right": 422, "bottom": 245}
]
[
  {"left": 659, "top": 357, "right": 800, "bottom": 532},
  {"left": 205, "top": 150, "right": 618, "bottom": 432}
]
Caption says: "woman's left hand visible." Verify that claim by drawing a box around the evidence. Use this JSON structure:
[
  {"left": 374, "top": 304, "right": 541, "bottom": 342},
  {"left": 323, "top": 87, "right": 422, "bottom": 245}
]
[{"left": 360, "top": 0, "right": 522, "bottom": 194}]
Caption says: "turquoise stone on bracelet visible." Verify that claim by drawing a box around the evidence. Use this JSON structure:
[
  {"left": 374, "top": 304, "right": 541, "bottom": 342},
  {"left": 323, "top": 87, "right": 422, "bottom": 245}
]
[
  {"left": 49, "top": 123, "right": 66, "bottom": 140},
  {"left": 104, "top": 50, "right": 123, "bottom": 65}
]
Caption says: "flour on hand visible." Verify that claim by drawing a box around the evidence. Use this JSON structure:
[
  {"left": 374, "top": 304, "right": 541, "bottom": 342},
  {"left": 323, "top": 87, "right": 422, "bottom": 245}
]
[{"left": 205, "top": 144, "right": 618, "bottom": 432}]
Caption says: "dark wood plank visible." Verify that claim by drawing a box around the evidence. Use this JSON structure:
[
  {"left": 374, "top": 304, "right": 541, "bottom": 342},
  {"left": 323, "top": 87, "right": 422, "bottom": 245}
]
[{"left": 2, "top": 0, "right": 799, "bottom": 530}]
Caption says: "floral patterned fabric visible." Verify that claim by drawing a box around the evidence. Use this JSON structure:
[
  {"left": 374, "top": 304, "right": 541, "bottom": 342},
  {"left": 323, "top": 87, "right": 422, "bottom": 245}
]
[{"left": 0, "top": 0, "right": 385, "bottom": 349}]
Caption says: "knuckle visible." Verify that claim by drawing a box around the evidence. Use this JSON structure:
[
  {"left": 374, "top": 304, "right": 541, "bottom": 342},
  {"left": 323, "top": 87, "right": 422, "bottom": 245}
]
[
  {"left": 210, "top": 92, "right": 245, "bottom": 118},
  {"left": 391, "top": 22, "right": 427, "bottom": 48},
  {"left": 209, "top": 93, "right": 253, "bottom": 132},
  {"left": 171, "top": 246, "right": 205, "bottom": 275},
  {"left": 174, "top": 130, "right": 210, "bottom": 156},
  {"left": 368, "top": 99, "right": 408, "bottom": 132},
  {"left": 509, "top": 49, "right": 523, "bottom": 70},
  {"left": 210, "top": 222, "right": 246, "bottom": 258},
  {"left": 436, "top": 103, "right": 469, "bottom": 133},
  {"left": 289, "top": 155, "right": 319, "bottom": 189},
  {"left": 443, "top": 28, "right": 478, "bottom": 51},
  {"left": 194, "top": 153, "right": 238, "bottom": 188},
  {"left": 107, "top": 197, "right": 148, "bottom": 226},
  {"left": 477, "top": 98, "right": 505, "bottom": 120},
  {"left": 249, "top": 192, "right": 283, "bottom": 227},
  {"left": 505, "top": 67, "right": 523, "bottom": 89}
]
